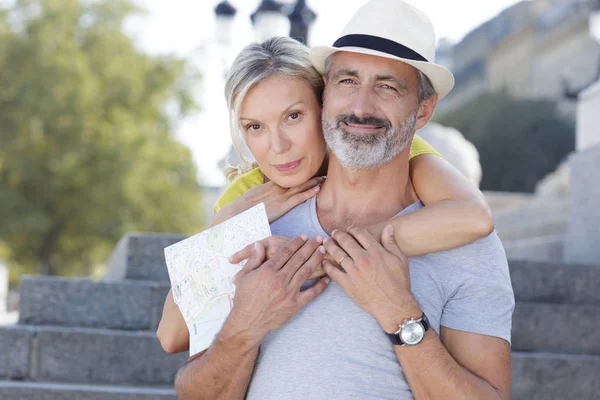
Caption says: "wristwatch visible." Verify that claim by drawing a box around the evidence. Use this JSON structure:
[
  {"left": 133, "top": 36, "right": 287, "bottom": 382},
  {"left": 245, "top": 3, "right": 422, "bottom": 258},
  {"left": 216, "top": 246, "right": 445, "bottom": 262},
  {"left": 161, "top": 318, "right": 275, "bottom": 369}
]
[{"left": 387, "top": 313, "right": 430, "bottom": 346}]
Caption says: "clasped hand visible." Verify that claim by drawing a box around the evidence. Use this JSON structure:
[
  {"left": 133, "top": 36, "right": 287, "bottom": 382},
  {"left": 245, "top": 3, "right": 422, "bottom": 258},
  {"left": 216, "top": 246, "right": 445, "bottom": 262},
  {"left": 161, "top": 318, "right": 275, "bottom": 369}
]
[
  {"left": 225, "top": 235, "right": 330, "bottom": 346},
  {"left": 322, "top": 225, "right": 421, "bottom": 333}
]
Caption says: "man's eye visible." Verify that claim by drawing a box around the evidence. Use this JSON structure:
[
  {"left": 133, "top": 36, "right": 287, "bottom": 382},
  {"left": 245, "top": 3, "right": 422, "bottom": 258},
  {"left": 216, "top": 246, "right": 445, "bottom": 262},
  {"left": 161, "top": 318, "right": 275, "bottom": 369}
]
[
  {"left": 381, "top": 84, "right": 396, "bottom": 91},
  {"left": 340, "top": 79, "right": 355, "bottom": 84}
]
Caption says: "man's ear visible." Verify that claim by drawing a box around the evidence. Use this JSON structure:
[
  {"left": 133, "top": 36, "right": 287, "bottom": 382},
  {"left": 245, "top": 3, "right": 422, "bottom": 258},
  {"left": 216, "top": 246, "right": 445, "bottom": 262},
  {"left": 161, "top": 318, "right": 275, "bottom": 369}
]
[{"left": 414, "top": 94, "right": 438, "bottom": 131}]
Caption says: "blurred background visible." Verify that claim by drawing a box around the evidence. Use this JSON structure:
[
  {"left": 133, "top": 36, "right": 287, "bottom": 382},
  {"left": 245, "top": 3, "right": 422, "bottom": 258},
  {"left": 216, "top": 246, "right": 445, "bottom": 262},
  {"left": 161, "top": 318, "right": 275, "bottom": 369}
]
[
  {"left": 1, "top": 0, "right": 599, "bottom": 315},
  {"left": 1, "top": 1, "right": 600, "bottom": 398}
]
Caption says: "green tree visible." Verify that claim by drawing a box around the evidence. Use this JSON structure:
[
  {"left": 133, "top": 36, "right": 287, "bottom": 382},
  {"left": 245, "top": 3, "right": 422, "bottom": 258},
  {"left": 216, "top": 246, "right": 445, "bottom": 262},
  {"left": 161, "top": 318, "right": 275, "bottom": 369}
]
[
  {"left": 435, "top": 93, "right": 575, "bottom": 192},
  {"left": 0, "top": 0, "right": 204, "bottom": 282}
]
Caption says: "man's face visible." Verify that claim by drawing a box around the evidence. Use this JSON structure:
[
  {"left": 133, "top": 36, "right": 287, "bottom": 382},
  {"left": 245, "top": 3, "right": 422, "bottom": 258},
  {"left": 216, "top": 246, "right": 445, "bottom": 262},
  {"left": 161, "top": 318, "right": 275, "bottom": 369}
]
[{"left": 322, "top": 52, "right": 421, "bottom": 170}]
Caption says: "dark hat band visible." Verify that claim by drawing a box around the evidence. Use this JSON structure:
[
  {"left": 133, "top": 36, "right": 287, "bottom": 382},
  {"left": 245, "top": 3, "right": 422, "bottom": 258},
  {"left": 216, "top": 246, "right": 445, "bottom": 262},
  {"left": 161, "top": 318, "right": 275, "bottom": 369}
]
[{"left": 332, "top": 34, "right": 428, "bottom": 63}]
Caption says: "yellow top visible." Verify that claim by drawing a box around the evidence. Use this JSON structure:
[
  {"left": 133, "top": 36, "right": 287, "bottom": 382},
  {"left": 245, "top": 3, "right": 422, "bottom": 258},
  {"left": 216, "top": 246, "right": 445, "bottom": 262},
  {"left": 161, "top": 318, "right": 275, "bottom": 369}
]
[{"left": 214, "top": 134, "right": 441, "bottom": 213}]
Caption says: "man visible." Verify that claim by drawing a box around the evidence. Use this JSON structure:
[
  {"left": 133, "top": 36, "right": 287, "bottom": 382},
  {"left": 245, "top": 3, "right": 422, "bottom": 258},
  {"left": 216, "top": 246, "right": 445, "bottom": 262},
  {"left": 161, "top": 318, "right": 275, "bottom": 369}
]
[{"left": 175, "top": 0, "right": 515, "bottom": 399}]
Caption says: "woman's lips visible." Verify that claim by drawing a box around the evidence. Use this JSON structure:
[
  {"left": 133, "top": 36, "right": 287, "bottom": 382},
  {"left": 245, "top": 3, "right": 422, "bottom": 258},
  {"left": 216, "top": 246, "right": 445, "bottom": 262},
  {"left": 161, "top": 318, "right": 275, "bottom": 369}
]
[{"left": 273, "top": 159, "right": 302, "bottom": 172}]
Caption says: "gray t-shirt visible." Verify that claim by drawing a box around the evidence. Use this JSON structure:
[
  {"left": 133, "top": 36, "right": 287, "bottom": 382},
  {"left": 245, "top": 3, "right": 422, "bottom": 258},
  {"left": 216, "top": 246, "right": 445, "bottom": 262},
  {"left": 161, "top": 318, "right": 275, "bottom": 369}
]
[{"left": 246, "top": 197, "right": 515, "bottom": 400}]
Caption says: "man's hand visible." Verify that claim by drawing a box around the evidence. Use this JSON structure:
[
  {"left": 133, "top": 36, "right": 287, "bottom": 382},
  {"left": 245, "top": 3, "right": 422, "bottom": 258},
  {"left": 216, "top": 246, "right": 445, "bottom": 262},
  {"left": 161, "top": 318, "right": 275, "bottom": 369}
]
[
  {"left": 230, "top": 235, "right": 327, "bottom": 280},
  {"left": 225, "top": 235, "right": 330, "bottom": 347},
  {"left": 322, "top": 225, "right": 421, "bottom": 333}
]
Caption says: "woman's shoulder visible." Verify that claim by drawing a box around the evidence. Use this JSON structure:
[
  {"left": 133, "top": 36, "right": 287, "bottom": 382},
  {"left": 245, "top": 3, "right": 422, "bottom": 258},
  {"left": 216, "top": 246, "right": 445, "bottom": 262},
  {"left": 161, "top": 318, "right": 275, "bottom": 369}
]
[
  {"left": 410, "top": 134, "right": 442, "bottom": 160},
  {"left": 213, "top": 168, "right": 265, "bottom": 213}
]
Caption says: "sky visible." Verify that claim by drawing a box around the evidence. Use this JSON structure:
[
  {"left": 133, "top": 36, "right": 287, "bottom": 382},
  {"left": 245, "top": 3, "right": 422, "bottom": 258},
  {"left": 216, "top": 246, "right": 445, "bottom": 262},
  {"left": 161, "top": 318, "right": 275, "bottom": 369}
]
[{"left": 126, "top": 0, "right": 527, "bottom": 186}]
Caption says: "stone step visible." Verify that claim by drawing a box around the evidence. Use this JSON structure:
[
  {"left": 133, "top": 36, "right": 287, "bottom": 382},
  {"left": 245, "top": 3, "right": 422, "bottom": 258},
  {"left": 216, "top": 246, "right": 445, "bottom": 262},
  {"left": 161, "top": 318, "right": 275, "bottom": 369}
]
[
  {"left": 0, "top": 325, "right": 35, "bottom": 380},
  {"left": 105, "top": 233, "right": 187, "bottom": 282},
  {"left": 509, "top": 260, "right": 600, "bottom": 304},
  {"left": 0, "top": 381, "right": 176, "bottom": 400},
  {"left": 497, "top": 217, "right": 568, "bottom": 242},
  {"left": 512, "top": 302, "right": 600, "bottom": 355},
  {"left": 504, "top": 234, "right": 565, "bottom": 262},
  {"left": 511, "top": 352, "right": 600, "bottom": 400},
  {"left": 19, "top": 276, "right": 170, "bottom": 331},
  {"left": 0, "top": 325, "right": 187, "bottom": 385},
  {"left": 2, "top": 351, "right": 597, "bottom": 400}
]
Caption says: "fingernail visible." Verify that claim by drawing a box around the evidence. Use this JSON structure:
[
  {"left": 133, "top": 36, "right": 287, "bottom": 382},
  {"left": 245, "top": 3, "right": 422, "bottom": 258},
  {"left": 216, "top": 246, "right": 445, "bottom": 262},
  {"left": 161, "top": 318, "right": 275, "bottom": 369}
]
[
  {"left": 320, "top": 176, "right": 327, "bottom": 180},
  {"left": 322, "top": 260, "right": 327, "bottom": 265},
  {"left": 300, "top": 234, "right": 308, "bottom": 241},
  {"left": 315, "top": 235, "right": 323, "bottom": 243},
  {"left": 319, "top": 246, "right": 325, "bottom": 254},
  {"left": 314, "top": 185, "right": 321, "bottom": 192},
  {"left": 331, "top": 229, "right": 338, "bottom": 236},
  {"left": 324, "top": 277, "right": 331, "bottom": 284}
]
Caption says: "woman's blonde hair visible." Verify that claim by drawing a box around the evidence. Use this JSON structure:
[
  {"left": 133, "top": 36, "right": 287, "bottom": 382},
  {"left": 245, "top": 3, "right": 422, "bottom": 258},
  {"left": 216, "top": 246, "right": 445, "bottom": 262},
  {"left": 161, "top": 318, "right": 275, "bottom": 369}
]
[{"left": 223, "top": 36, "right": 324, "bottom": 181}]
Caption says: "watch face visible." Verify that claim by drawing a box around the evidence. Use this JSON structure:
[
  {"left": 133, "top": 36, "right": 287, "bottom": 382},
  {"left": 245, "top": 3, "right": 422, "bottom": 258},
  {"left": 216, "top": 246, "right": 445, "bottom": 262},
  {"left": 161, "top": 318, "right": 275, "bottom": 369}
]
[{"left": 400, "top": 320, "right": 425, "bottom": 345}]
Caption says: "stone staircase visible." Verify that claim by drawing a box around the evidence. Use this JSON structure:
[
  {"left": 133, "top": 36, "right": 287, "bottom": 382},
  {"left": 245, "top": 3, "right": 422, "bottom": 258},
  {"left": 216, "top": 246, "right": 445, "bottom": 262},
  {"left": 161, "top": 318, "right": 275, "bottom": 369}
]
[
  {"left": 0, "top": 234, "right": 186, "bottom": 400},
  {"left": 1, "top": 234, "right": 599, "bottom": 399},
  {"left": 494, "top": 197, "right": 570, "bottom": 261}
]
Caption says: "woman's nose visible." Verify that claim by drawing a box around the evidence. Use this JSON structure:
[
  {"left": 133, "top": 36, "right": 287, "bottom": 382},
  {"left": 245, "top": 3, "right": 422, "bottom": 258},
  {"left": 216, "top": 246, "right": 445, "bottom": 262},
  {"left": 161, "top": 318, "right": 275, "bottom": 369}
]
[{"left": 270, "top": 128, "right": 292, "bottom": 154}]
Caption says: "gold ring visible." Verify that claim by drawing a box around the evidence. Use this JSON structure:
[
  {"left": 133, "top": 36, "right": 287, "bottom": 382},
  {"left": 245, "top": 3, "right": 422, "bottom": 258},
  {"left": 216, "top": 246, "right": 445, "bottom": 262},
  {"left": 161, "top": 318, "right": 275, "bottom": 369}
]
[{"left": 338, "top": 255, "right": 349, "bottom": 264}]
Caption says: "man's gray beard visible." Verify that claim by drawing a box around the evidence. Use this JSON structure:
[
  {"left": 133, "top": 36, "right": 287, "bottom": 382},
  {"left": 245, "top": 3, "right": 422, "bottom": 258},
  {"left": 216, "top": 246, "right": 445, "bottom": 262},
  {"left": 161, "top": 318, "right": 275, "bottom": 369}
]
[{"left": 322, "top": 110, "right": 417, "bottom": 170}]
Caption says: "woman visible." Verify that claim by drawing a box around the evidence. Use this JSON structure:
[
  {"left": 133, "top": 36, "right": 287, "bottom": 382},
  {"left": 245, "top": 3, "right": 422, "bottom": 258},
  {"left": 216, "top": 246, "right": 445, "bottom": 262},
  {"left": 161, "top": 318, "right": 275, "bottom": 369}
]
[{"left": 157, "top": 37, "right": 494, "bottom": 354}]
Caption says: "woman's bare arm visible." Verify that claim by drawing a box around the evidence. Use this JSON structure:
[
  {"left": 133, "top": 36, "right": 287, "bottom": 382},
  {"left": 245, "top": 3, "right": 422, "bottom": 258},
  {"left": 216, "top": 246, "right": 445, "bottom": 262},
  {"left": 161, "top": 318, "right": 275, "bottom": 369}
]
[{"left": 368, "top": 154, "right": 494, "bottom": 256}]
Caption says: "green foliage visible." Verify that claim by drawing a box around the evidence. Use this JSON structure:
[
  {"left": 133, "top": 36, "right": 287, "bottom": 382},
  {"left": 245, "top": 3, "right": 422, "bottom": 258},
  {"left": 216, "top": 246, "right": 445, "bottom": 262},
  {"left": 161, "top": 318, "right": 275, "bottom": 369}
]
[
  {"left": 435, "top": 93, "right": 575, "bottom": 193},
  {"left": 0, "top": 0, "right": 204, "bottom": 281}
]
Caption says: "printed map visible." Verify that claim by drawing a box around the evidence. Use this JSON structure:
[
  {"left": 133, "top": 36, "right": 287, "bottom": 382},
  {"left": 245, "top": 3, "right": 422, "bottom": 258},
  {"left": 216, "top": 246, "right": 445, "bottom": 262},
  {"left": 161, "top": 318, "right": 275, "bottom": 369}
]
[{"left": 164, "top": 203, "right": 272, "bottom": 356}]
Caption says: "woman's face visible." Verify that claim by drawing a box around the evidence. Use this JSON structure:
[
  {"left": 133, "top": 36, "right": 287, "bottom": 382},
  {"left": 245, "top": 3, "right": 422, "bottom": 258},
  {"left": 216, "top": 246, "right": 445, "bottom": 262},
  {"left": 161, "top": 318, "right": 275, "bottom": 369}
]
[{"left": 239, "top": 75, "right": 326, "bottom": 188}]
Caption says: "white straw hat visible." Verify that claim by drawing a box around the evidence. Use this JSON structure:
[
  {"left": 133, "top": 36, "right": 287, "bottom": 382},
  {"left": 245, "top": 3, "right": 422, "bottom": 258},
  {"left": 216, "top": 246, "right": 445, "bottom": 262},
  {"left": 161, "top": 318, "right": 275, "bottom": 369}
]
[{"left": 309, "top": 0, "right": 455, "bottom": 99}]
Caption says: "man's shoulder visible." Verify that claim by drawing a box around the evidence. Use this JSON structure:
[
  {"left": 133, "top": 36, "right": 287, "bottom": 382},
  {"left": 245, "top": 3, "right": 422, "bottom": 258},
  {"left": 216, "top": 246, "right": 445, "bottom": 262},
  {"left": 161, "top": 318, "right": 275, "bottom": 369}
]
[
  {"left": 270, "top": 198, "right": 315, "bottom": 237},
  {"left": 416, "top": 231, "right": 509, "bottom": 277}
]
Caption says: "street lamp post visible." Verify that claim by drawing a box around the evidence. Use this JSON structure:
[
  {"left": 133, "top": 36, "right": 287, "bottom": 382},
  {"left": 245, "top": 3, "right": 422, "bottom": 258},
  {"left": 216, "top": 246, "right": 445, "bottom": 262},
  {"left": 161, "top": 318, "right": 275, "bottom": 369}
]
[
  {"left": 214, "top": 0, "right": 237, "bottom": 48},
  {"left": 251, "top": 0, "right": 290, "bottom": 42},
  {"left": 288, "top": 0, "right": 317, "bottom": 45}
]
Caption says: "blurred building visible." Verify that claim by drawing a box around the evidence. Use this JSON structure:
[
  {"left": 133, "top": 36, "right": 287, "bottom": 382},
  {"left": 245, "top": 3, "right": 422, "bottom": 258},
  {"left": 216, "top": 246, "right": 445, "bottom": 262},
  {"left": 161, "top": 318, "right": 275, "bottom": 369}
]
[{"left": 443, "top": 0, "right": 600, "bottom": 115}]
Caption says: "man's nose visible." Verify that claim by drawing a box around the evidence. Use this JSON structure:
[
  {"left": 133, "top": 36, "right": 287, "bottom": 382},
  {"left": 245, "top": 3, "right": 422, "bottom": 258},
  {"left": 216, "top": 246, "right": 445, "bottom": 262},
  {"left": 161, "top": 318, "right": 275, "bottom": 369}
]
[
  {"left": 270, "top": 128, "right": 291, "bottom": 154},
  {"left": 350, "top": 86, "right": 377, "bottom": 119}
]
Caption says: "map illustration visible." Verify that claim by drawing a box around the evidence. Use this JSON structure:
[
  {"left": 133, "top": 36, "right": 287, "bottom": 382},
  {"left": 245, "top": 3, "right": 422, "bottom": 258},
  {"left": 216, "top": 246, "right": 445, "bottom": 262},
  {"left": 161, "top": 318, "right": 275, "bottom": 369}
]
[{"left": 164, "top": 203, "right": 272, "bottom": 356}]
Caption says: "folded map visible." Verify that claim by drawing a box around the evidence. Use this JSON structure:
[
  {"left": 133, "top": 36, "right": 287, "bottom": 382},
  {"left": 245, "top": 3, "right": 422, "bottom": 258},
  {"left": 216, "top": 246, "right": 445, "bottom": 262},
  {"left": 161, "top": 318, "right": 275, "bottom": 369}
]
[{"left": 164, "top": 203, "right": 272, "bottom": 356}]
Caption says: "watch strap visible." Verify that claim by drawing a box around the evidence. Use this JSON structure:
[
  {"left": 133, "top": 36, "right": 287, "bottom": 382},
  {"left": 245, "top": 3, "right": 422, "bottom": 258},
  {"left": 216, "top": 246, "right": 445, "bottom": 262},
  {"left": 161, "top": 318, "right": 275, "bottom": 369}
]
[{"left": 387, "top": 313, "right": 429, "bottom": 346}]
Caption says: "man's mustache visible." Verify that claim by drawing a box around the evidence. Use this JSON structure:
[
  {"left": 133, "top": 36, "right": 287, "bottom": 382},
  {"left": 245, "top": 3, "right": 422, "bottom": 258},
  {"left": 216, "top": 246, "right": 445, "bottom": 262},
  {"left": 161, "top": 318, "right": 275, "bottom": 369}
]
[{"left": 336, "top": 114, "right": 392, "bottom": 130}]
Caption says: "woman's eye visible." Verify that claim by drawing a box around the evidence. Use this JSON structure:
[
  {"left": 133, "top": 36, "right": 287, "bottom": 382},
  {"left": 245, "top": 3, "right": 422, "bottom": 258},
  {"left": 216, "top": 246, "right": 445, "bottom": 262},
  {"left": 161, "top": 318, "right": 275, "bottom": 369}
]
[
  {"left": 247, "top": 124, "right": 261, "bottom": 131},
  {"left": 288, "top": 112, "right": 300, "bottom": 120}
]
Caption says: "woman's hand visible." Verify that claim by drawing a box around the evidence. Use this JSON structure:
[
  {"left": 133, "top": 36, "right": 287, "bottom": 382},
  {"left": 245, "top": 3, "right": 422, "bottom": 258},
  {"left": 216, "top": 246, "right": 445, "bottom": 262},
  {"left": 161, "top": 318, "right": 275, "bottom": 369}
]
[{"left": 237, "top": 176, "right": 325, "bottom": 223}]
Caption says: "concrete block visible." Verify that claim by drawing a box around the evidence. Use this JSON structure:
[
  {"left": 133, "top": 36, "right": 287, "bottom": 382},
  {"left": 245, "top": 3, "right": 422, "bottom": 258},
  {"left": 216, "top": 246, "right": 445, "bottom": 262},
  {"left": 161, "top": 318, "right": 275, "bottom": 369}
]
[
  {"left": 0, "top": 381, "right": 176, "bottom": 400},
  {"left": 503, "top": 234, "right": 564, "bottom": 262},
  {"left": 565, "top": 145, "right": 600, "bottom": 264},
  {"left": 509, "top": 260, "right": 600, "bottom": 304},
  {"left": 105, "top": 233, "right": 187, "bottom": 282},
  {"left": 512, "top": 303, "right": 600, "bottom": 354},
  {"left": 512, "top": 352, "right": 600, "bottom": 400},
  {"left": 36, "top": 327, "right": 188, "bottom": 385},
  {"left": 0, "top": 326, "right": 34, "bottom": 379},
  {"left": 19, "top": 276, "right": 160, "bottom": 330}
]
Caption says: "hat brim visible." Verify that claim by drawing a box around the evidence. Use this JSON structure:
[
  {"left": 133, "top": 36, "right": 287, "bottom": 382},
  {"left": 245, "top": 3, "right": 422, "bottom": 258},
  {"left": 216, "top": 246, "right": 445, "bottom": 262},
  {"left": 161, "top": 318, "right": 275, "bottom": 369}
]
[{"left": 309, "top": 45, "right": 455, "bottom": 100}]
